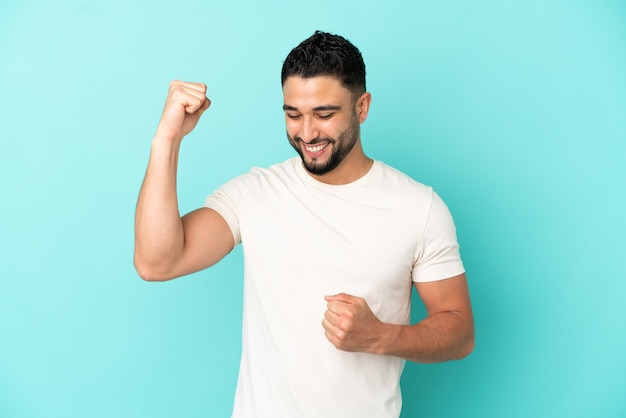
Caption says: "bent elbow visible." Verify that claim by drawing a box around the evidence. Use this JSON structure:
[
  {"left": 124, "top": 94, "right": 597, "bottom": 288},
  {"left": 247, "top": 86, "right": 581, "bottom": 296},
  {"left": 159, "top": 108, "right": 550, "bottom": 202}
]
[
  {"left": 134, "top": 255, "right": 172, "bottom": 282},
  {"left": 455, "top": 331, "right": 475, "bottom": 360},
  {"left": 135, "top": 267, "right": 164, "bottom": 282}
]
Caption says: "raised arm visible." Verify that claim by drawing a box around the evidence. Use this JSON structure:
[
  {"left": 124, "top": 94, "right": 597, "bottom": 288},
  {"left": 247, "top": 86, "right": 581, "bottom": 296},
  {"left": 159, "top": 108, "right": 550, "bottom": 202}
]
[{"left": 134, "top": 81, "right": 234, "bottom": 282}]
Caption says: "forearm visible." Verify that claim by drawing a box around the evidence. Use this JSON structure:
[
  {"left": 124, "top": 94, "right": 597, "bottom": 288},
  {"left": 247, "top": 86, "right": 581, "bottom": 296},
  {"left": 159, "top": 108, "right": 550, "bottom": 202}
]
[
  {"left": 376, "top": 310, "right": 474, "bottom": 363},
  {"left": 134, "top": 137, "right": 185, "bottom": 281}
]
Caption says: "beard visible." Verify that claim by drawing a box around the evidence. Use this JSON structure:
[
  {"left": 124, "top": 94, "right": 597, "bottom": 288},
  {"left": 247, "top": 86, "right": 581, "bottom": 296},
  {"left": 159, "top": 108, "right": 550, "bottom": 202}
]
[{"left": 287, "top": 115, "right": 360, "bottom": 176}]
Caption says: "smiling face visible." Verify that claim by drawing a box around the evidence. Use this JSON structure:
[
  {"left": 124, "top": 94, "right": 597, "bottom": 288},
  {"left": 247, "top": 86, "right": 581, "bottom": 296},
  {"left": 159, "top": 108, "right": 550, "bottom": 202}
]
[{"left": 283, "top": 75, "right": 372, "bottom": 184}]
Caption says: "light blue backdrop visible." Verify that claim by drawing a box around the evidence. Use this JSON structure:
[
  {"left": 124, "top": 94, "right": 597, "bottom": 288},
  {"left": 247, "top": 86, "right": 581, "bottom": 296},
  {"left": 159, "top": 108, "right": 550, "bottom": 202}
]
[{"left": 1, "top": 1, "right": 625, "bottom": 417}]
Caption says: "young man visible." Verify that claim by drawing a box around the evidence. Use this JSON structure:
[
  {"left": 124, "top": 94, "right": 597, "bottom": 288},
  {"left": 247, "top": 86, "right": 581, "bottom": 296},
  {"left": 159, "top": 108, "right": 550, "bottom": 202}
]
[{"left": 135, "top": 31, "right": 474, "bottom": 418}]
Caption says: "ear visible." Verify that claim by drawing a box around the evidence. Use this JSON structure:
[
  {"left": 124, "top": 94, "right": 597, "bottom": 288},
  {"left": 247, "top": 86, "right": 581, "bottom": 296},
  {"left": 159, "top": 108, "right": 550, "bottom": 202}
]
[{"left": 355, "top": 92, "right": 372, "bottom": 123}]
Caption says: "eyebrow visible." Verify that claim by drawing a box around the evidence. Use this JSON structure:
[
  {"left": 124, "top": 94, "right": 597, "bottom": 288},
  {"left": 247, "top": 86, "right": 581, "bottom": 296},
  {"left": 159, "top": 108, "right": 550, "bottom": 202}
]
[{"left": 282, "top": 104, "right": 342, "bottom": 112}]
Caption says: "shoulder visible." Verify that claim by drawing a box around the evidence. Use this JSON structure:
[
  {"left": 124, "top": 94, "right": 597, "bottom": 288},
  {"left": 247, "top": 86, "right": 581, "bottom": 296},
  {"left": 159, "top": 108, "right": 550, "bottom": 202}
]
[
  {"left": 371, "top": 162, "right": 458, "bottom": 225},
  {"left": 211, "top": 158, "right": 302, "bottom": 201},
  {"left": 244, "top": 157, "right": 300, "bottom": 182},
  {"left": 220, "top": 158, "right": 298, "bottom": 185},
  {"left": 373, "top": 161, "right": 434, "bottom": 200}
]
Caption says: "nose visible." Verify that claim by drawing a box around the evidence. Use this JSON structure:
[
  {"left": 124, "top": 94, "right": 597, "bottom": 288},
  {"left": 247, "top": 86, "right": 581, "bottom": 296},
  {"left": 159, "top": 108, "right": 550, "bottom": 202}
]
[{"left": 299, "top": 116, "right": 319, "bottom": 144}]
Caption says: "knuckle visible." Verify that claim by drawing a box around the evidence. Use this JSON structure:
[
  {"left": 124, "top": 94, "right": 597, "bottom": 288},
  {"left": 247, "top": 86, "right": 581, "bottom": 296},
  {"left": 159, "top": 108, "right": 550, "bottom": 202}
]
[
  {"left": 335, "top": 329, "right": 346, "bottom": 340},
  {"left": 339, "top": 319, "right": 352, "bottom": 332}
]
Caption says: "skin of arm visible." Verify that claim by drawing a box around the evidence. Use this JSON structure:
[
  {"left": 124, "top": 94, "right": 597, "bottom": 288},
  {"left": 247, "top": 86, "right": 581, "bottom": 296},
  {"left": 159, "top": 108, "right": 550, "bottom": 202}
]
[
  {"left": 134, "top": 80, "right": 234, "bottom": 282},
  {"left": 322, "top": 273, "right": 474, "bottom": 363}
]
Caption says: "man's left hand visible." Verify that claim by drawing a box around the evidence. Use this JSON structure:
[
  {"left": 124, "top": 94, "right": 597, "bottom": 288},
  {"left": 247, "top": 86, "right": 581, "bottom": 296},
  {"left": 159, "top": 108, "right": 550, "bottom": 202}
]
[{"left": 322, "top": 293, "right": 394, "bottom": 353}]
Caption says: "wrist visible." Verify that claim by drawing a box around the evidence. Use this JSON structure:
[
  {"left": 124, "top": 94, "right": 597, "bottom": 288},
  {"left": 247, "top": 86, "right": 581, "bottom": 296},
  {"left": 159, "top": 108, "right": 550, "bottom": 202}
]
[
  {"left": 152, "top": 131, "right": 183, "bottom": 148},
  {"left": 151, "top": 133, "right": 183, "bottom": 156},
  {"left": 147, "top": 135, "right": 183, "bottom": 171},
  {"left": 373, "top": 323, "right": 402, "bottom": 356}
]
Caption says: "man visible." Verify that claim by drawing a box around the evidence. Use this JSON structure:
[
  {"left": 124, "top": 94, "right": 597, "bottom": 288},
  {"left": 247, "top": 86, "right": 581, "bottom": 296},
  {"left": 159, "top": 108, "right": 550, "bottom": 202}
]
[{"left": 135, "top": 31, "right": 474, "bottom": 418}]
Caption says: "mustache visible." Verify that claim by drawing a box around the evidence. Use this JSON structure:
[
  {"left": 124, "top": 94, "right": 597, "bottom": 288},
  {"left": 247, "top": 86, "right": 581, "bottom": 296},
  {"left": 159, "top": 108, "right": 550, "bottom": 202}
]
[{"left": 292, "top": 136, "right": 336, "bottom": 145}]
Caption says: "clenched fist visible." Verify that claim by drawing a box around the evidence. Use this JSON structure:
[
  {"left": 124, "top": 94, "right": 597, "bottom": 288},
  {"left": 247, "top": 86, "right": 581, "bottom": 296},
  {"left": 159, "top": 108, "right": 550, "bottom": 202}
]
[
  {"left": 322, "top": 293, "right": 391, "bottom": 354},
  {"left": 155, "top": 80, "right": 211, "bottom": 143}
]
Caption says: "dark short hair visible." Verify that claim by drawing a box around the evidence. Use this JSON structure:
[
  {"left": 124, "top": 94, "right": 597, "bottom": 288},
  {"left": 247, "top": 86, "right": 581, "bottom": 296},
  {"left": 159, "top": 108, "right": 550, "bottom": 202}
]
[{"left": 281, "top": 31, "right": 366, "bottom": 96}]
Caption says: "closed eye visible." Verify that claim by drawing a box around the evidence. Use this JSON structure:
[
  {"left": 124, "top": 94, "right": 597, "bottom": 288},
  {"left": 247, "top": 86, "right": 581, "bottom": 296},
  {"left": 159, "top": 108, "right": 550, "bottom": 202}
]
[
  {"left": 317, "top": 113, "right": 334, "bottom": 120},
  {"left": 286, "top": 113, "right": 301, "bottom": 120}
]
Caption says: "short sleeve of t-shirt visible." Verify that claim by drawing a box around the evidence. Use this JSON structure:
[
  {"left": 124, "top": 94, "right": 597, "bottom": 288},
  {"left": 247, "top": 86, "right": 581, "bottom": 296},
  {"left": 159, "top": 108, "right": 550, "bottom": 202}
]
[
  {"left": 412, "top": 192, "right": 465, "bottom": 283},
  {"left": 204, "top": 184, "right": 242, "bottom": 247}
]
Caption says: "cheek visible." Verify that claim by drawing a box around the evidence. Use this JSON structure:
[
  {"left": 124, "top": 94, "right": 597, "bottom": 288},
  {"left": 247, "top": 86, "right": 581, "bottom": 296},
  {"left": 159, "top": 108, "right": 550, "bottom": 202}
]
[
  {"left": 285, "top": 119, "right": 299, "bottom": 136},
  {"left": 324, "top": 121, "right": 349, "bottom": 140}
]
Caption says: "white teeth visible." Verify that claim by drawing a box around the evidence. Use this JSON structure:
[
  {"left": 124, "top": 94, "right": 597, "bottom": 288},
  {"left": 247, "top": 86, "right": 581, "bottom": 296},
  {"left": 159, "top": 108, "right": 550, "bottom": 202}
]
[{"left": 305, "top": 143, "right": 328, "bottom": 153}]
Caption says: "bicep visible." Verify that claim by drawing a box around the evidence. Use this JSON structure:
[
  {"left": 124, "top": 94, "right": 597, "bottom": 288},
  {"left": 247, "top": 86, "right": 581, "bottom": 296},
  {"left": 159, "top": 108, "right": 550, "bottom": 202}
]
[
  {"left": 414, "top": 273, "right": 473, "bottom": 318},
  {"left": 172, "top": 207, "right": 235, "bottom": 278}
]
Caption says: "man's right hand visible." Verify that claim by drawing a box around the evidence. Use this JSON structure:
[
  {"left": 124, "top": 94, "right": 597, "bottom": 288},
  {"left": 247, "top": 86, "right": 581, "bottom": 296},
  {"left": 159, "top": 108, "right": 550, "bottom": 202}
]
[{"left": 155, "top": 80, "right": 211, "bottom": 143}]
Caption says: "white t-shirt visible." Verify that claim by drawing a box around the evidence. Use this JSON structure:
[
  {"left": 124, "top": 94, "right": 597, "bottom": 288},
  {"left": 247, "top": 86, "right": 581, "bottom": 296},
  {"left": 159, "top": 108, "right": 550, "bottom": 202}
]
[{"left": 204, "top": 157, "right": 464, "bottom": 418}]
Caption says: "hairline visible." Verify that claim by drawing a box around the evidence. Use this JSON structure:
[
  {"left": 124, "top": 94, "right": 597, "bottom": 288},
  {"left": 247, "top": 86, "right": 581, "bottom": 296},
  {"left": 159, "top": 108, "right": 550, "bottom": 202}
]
[{"left": 281, "top": 74, "right": 366, "bottom": 102}]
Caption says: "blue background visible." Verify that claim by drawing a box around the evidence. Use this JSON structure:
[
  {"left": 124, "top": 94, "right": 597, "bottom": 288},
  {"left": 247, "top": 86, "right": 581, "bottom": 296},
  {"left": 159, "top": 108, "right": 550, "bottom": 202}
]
[{"left": 1, "top": 1, "right": 625, "bottom": 417}]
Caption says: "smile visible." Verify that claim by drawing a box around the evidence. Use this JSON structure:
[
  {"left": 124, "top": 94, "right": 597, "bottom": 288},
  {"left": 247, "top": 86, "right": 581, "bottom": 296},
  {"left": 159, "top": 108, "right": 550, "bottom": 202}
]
[{"left": 304, "top": 142, "right": 329, "bottom": 154}]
